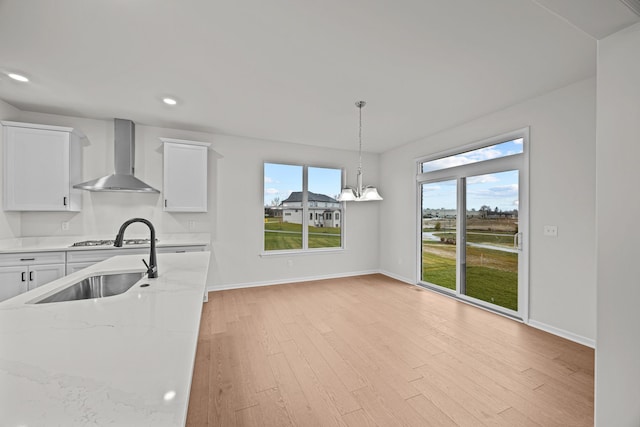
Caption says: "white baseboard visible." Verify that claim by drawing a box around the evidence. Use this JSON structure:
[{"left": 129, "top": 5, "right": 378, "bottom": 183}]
[
  {"left": 527, "top": 319, "right": 595, "bottom": 348},
  {"left": 378, "top": 270, "right": 415, "bottom": 285},
  {"left": 206, "top": 269, "right": 380, "bottom": 292}
]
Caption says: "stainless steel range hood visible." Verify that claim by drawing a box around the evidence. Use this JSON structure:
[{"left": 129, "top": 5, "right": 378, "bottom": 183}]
[{"left": 74, "top": 119, "right": 159, "bottom": 193}]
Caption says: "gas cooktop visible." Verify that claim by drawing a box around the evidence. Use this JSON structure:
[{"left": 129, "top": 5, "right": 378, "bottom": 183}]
[{"left": 70, "top": 239, "right": 158, "bottom": 247}]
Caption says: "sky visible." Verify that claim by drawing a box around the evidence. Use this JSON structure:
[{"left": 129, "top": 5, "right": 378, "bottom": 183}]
[
  {"left": 421, "top": 139, "right": 522, "bottom": 212},
  {"left": 264, "top": 164, "right": 342, "bottom": 206}
]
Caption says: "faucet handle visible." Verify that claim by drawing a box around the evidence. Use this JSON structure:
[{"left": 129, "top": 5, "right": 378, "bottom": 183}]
[{"left": 142, "top": 258, "right": 150, "bottom": 272}]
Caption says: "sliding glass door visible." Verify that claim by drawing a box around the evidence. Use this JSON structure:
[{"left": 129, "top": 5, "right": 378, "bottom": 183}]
[{"left": 418, "top": 130, "right": 527, "bottom": 318}]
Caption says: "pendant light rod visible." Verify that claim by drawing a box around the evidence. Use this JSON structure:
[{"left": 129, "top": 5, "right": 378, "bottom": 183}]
[{"left": 357, "top": 100, "right": 365, "bottom": 178}]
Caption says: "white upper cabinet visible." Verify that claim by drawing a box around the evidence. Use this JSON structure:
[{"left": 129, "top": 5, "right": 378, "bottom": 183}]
[
  {"left": 2, "top": 121, "right": 82, "bottom": 211},
  {"left": 160, "top": 138, "right": 210, "bottom": 213}
]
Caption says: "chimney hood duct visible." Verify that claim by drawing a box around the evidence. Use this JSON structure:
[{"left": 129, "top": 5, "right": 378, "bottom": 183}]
[{"left": 74, "top": 119, "right": 159, "bottom": 193}]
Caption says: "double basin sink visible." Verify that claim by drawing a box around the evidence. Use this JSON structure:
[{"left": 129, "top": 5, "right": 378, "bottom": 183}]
[{"left": 35, "top": 272, "right": 145, "bottom": 304}]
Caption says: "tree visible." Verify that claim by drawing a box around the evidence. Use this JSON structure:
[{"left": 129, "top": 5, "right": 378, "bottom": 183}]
[
  {"left": 480, "top": 205, "right": 491, "bottom": 212},
  {"left": 434, "top": 221, "right": 442, "bottom": 231},
  {"left": 271, "top": 197, "right": 280, "bottom": 206}
]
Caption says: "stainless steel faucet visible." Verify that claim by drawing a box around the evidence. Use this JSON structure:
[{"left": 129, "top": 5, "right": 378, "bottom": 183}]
[{"left": 114, "top": 218, "right": 158, "bottom": 278}]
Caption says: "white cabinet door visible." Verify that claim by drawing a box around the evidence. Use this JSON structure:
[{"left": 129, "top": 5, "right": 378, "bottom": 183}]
[
  {"left": 161, "top": 138, "right": 210, "bottom": 212},
  {"left": 29, "top": 264, "right": 66, "bottom": 290},
  {"left": 0, "top": 266, "right": 28, "bottom": 302},
  {"left": 2, "top": 122, "right": 82, "bottom": 211}
]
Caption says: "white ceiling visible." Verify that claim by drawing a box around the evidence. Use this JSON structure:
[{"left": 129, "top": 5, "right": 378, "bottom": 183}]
[{"left": 0, "top": 0, "right": 637, "bottom": 153}]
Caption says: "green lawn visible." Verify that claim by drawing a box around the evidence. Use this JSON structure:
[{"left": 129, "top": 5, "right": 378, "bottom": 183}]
[
  {"left": 422, "top": 241, "right": 518, "bottom": 311},
  {"left": 264, "top": 222, "right": 341, "bottom": 250},
  {"left": 421, "top": 250, "right": 456, "bottom": 290}
]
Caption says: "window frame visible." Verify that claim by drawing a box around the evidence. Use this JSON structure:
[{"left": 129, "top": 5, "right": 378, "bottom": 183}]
[{"left": 261, "top": 162, "right": 346, "bottom": 256}]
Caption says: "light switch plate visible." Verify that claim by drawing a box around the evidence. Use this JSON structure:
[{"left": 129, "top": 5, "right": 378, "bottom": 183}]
[{"left": 543, "top": 225, "right": 558, "bottom": 237}]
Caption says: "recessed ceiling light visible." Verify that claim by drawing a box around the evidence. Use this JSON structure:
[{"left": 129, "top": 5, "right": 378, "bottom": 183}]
[
  {"left": 162, "top": 97, "right": 177, "bottom": 106},
  {"left": 7, "top": 73, "right": 29, "bottom": 82}
]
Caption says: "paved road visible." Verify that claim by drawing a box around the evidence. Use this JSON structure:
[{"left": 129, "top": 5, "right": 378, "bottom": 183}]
[{"left": 422, "top": 232, "right": 519, "bottom": 254}]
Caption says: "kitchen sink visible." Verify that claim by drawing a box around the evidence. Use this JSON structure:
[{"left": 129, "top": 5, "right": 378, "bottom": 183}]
[{"left": 35, "top": 272, "right": 145, "bottom": 304}]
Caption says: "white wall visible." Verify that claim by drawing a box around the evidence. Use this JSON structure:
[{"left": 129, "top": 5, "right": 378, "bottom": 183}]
[
  {"left": 379, "top": 78, "right": 597, "bottom": 344},
  {"left": 2, "top": 110, "right": 380, "bottom": 289},
  {"left": 0, "top": 99, "right": 22, "bottom": 239},
  {"left": 596, "top": 23, "right": 640, "bottom": 426}
]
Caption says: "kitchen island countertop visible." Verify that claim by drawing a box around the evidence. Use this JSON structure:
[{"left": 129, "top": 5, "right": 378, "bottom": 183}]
[{"left": 0, "top": 251, "right": 210, "bottom": 426}]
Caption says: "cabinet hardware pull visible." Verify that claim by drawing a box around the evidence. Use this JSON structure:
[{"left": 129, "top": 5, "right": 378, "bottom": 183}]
[
  {"left": 21, "top": 272, "right": 25, "bottom": 282},
  {"left": 176, "top": 250, "right": 186, "bottom": 253},
  {"left": 63, "top": 196, "right": 67, "bottom": 206},
  {"left": 29, "top": 271, "right": 33, "bottom": 281},
  {"left": 164, "top": 199, "right": 167, "bottom": 207},
  {"left": 20, "top": 258, "right": 35, "bottom": 261}
]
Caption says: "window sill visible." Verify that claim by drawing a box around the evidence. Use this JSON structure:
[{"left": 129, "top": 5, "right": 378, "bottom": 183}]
[{"left": 260, "top": 247, "right": 345, "bottom": 257}]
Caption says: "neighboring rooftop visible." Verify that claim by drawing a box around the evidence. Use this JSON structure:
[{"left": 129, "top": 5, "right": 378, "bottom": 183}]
[{"left": 282, "top": 192, "right": 338, "bottom": 204}]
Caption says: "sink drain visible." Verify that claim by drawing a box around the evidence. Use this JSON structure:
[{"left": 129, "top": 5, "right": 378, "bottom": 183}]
[{"left": 140, "top": 283, "right": 150, "bottom": 288}]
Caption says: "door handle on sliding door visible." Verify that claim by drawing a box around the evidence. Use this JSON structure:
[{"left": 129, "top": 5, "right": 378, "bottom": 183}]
[{"left": 513, "top": 232, "right": 523, "bottom": 251}]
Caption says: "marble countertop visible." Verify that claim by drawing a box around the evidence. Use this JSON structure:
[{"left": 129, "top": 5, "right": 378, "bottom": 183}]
[
  {"left": 0, "top": 233, "right": 211, "bottom": 253},
  {"left": 0, "top": 251, "right": 210, "bottom": 426}
]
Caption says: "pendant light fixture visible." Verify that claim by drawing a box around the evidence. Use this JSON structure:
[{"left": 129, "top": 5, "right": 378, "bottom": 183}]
[{"left": 337, "top": 101, "right": 383, "bottom": 202}]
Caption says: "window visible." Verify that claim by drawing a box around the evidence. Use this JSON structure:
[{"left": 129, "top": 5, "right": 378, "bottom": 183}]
[
  {"left": 264, "top": 163, "right": 343, "bottom": 252},
  {"left": 421, "top": 138, "right": 523, "bottom": 173}
]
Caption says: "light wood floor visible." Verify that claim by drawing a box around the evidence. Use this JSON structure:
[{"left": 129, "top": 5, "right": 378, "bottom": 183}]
[{"left": 186, "top": 274, "right": 594, "bottom": 426}]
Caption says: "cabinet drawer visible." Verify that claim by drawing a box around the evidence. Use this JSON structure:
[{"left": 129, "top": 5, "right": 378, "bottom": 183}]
[{"left": 0, "top": 251, "right": 66, "bottom": 267}]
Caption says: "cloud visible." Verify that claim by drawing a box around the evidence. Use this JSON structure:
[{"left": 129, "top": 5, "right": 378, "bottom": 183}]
[
  {"left": 422, "top": 145, "right": 505, "bottom": 172},
  {"left": 264, "top": 176, "right": 275, "bottom": 184},
  {"left": 467, "top": 175, "right": 499, "bottom": 184},
  {"left": 422, "top": 185, "right": 441, "bottom": 193},
  {"left": 469, "top": 146, "right": 503, "bottom": 161},
  {"left": 422, "top": 139, "right": 525, "bottom": 172},
  {"left": 468, "top": 184, "right": 519, "bottom": 198},
  {"left": 264, "top": 188, "right": 280, "bottom": 195}
]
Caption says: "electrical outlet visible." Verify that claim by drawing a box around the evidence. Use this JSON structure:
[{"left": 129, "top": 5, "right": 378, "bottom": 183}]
[
  {"left": 188, "top": 220, "right": 195, "bottom": 231},
  {"left": 61, "top": 221, "right": 70, "bottom": 231},
  {"left": 543, "top": 225, "right": 558, "bottom": 237},
  {"left": 287, "top": 259, "right": 293, "bottom": 268}
]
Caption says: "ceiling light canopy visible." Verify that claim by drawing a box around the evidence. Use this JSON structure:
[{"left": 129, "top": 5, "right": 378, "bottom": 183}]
[
  {"left": 7, "top": 73, "right": 28, "bottom": 82},
  {"left": 337, "top": 101, "right": 383, "bottom": 202}
]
